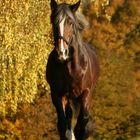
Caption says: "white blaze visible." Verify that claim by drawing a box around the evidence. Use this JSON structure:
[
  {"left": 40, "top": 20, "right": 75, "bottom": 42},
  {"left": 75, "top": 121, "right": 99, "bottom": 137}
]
[{"left": 59, "top": 18, "right": 67, "bottom": 60}]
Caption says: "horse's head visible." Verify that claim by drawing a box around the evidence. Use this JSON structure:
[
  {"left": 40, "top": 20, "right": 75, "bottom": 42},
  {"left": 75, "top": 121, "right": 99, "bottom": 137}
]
[{"left": 50, "top": 0, "right": 80, "bottom": 62}]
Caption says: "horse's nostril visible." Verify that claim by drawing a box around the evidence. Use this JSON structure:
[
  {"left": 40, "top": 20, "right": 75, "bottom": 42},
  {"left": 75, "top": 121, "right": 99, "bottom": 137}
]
[
  {"left": 65, "top": 49, "right": 68, "bottom": 56},
  {"left": 59, "top": 51, "right": 63, "bottom": 55}
]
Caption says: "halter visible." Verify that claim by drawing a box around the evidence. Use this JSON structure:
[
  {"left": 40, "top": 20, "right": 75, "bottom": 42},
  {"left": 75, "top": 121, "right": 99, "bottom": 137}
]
[
  {"left": 57, "top": 35, "right": 74, "bottom": 60},
  {"left": 58, "top": 35, "right": 73, "bottom": 47}
]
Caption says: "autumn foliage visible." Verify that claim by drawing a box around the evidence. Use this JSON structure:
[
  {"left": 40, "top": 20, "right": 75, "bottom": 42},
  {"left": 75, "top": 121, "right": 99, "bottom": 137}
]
[{"left": 0, "top": 0, "right": 140, "bottom": 139}]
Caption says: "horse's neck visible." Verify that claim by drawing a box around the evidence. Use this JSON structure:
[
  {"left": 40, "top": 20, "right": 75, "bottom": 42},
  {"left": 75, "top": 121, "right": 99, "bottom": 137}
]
[
  {"left": 68, "top": 41, "right": 87, "bottom": 80},
  {"left": 72, "top": 34, "right": 83, "bottom": 65}
]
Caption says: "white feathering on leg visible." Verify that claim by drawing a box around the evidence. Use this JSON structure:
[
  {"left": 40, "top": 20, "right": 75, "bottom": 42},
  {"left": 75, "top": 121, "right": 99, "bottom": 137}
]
[{"left": 66, "top": 129, "right": 76, "bottom": 140}]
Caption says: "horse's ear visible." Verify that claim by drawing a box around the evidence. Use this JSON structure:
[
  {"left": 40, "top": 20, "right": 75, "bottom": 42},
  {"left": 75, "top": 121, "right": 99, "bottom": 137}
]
[
  {"left": 50, "top": 0, "right": 58, "bottom": 11},
  {"left": 70, "top": 0, "right": 81, "bottom": 12}
]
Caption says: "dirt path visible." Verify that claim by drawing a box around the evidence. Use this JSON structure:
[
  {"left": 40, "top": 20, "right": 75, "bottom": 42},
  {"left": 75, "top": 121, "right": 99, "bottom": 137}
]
[
  {"left": 21, "top": 92, "right": 59, "bottom": 140},
  {"left": 20, "top": 88, "right": 140, "bottom": 140},
  {"left": 20, "top": 90, "right": 96, "bottom": 140}
]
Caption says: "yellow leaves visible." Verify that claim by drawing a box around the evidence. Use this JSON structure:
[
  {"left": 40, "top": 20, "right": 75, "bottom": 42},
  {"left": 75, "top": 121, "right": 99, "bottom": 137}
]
[
  {"left": 116, "top": 46, "right": 126, "bottom": 55},
  {"left": 57, "top": 0, "right": 79, "bottom": 4},
  {"left": 3, "top": 29, "right": 14, "bottom": 47},
  {"left": 24, "top": 0, "right": 30, "bottom": 11},
  {"left": 0, "top": 0, "right": 52, "bottom": 115},
  {"left": 2, "top": 119, "right": 15, "bottom": 132},
  {"left": 1, "top": 118, "right": 23, "bottom": 140},
  {"left": 0, "top": 0, "right": 140, "bottom": 139}
]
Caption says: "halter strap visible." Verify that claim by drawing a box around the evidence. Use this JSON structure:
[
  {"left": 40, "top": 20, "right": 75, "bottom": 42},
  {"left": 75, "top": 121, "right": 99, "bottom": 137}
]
[
  {"left": 59, "top": 36, "right": 69, "bottom": 45},
  {"left": 58, "top": 35, "right": 73, "bottom": 47}
]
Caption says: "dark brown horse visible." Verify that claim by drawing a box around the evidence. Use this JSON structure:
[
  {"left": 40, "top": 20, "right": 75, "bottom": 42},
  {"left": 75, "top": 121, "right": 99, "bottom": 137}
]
[{"left": 46, "top": 0, "right": 99, "bottom": 140}]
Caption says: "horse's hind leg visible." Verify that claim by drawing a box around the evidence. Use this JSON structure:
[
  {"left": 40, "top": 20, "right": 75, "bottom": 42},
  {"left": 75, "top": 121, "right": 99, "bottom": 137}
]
[
  {"left": 74, "top": 90, "right": 93, "bottom": 140},
  {"left": 74, "top": 105, "right": 90, "bottom": 140}
]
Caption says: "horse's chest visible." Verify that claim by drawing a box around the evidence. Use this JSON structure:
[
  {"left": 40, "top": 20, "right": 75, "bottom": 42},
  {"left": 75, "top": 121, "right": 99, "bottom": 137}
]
[
  {"left": 53, "top": 69, "right": 82, "bottom": 97},
  {"left": 53, "top": 69, "right": 72, "bottom": 92},
  {"left": 49, "top": 60, "right": 85, "bottom": 97}
]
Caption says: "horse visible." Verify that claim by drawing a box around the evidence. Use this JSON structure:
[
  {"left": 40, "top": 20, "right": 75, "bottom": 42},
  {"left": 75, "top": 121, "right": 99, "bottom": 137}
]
[{"left": 46, "top": 0, "right": 99, "bottom": 140}]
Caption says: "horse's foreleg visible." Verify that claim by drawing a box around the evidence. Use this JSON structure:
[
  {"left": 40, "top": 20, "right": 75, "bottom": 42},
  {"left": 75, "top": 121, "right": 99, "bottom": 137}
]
[
  {"left": 65, "top": 100, "right": 76, "bottom": 140},
  {"left": 62, "top": 95, "right": 76, "bottom": 140},
  {"left": 51, "top": 93, "right": 67, "bottom": 140},
  {"left": 74, "top": 89, "right": 91, "bottom": 140}
]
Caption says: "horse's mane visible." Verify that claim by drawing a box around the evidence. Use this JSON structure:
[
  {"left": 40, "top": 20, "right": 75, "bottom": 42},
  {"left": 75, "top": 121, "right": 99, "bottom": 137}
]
[
  {"left": 75, "top": 12, "right": 89, "bottom": 31},
  {"left": 74, "top": 12, "right": 89, "bottom": 47}
]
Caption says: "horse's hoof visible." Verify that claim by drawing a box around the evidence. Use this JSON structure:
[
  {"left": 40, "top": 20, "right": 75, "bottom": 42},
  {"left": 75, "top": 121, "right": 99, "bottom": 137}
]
[{"left": 66, "top": 129, "right": 76, "bottom": 140}]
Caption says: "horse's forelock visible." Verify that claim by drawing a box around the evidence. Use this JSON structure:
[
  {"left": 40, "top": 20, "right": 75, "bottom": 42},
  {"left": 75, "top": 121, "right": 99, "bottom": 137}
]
[
  {"left": 51, "top": 2, "right": 89, "bottom": 31},
  {"left": 51, "top": 3, "right": 89, "bottom": 48},
  {"left": 51, "top": 4, "right": 76, "bottom": 26}
]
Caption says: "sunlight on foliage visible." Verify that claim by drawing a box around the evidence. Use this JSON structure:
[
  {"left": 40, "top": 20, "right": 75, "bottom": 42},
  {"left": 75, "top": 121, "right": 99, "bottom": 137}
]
[
  {"left": 0, "top": 0, "right": 140, "bottom": 139},
  {"left": 0, "top": 0, "right": 52, "bottom": 115},
  {"left": 83, "top": 0, "right": 140, "bottom": 139}
]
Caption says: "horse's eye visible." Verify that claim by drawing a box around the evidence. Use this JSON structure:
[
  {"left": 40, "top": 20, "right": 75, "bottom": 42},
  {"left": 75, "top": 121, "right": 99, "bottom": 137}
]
[{"left": 69, "top": 21, "right": 73, "bottom": 26}]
